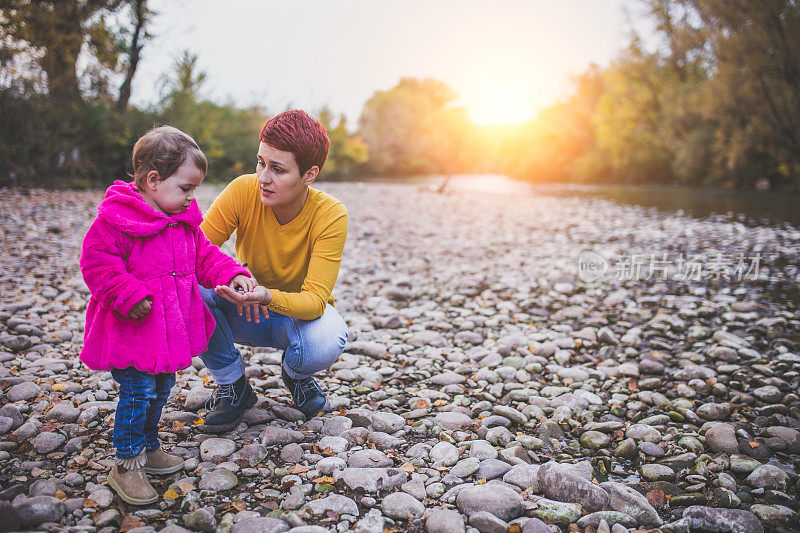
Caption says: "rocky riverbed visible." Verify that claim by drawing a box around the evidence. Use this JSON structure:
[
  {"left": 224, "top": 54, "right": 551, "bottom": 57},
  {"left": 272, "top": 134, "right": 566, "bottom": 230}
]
[{"left": 0, "top": 181, "right": 798, "bottom": 533}]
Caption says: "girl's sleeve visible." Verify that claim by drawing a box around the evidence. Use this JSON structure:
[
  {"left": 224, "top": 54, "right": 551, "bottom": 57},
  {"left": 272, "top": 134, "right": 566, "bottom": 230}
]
[
  {"left": 195, "top": 229, "right": 251, "bottom": 288},
  {"left": 79, "top": 219, "right": 153, "bottom": 317},
  {"left": 267, "top": 205, "right": 348, "bottom": 321}
]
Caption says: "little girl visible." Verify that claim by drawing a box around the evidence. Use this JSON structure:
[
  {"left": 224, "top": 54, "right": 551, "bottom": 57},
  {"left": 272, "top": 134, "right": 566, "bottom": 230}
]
[{"left": 79, "top": 126, "right": 255, "bottom": 505}]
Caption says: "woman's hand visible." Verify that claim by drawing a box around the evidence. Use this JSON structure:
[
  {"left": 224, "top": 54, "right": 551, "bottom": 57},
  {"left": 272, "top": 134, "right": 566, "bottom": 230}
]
[
  {"left": 214, "top": 283, "right": 272, "bottom": 323},
  {"left": 128, "top": 297, "right": 152, "bottom": 320},
  {"left": 229, "top": 274, "right": 258, "bottom": 293}
]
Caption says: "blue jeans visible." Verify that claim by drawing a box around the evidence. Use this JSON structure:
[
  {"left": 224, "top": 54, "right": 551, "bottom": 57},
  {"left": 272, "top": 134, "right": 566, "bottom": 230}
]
[
  {"left": 111, "top": 367, "right": 175, "bottom": 459},
  {"left": 199, "top": 287, "right": 348, "bottom": 385}
]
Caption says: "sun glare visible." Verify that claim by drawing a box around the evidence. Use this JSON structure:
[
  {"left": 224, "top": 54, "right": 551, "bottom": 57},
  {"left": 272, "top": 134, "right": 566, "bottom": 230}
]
[{"left": 465, "top": 83, "right": 532, "bottom": 126}]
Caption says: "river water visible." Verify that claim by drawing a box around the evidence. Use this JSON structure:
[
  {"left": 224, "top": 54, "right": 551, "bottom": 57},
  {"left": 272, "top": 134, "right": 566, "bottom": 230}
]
[{"left": 395, "top": 174, "right": 800, "bottom": 227}]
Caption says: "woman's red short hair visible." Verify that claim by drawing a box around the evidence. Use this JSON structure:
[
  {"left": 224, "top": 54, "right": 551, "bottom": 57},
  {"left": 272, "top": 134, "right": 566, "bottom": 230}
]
[{"left": 259, "top": 110, "right": 330, "bottom": 175}]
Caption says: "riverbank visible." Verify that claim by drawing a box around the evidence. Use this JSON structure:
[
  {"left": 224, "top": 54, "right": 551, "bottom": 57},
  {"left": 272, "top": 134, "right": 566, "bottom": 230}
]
[{"left": 0, "top": 182, "right": 797, "bottom": 531}]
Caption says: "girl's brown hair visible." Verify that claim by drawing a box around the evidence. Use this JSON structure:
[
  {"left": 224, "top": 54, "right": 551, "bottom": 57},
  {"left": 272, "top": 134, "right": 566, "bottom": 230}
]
[{"left": 131, "top": 126, "right": 207, "bottom": 190}]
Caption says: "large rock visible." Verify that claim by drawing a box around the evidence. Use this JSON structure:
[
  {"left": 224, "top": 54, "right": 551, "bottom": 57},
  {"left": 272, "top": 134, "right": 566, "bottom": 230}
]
[
  {"left": 600, "top": 481, "right": 662, "bottom": 528},
  {"left": 230, "top": 443, "right": 268, "bottom": 467},
  {"left": 336, "top": 467, "right": 407, "bottom": 492},
  {"left": 32, "top": 431, "right": 66, "bottom": 453},
  {"left": 0, "top": 501, "right": 20, "bottom": 531},
  {"left": 13, "top": 496, "right": 65, "bottom": 528},
  {"left": 198, "top": 468, "right": 238, "bottom": 491},
  {"left": 7, "top": 381, "right": 40, "bottom": 402},
  {"left": 370, "top": 412, "right": 405, "bottom": 433},
  {"left": 230, "top": 517, "right": 290, "bottom": 533},
  {"left": 537, "top": 461, "right": 609, "bottom": 512},
  {"left": 468, "top": 511, "right": 508, "bottom": 533},
  {"left": 683, "top": 506, "right": 764, "bottom": 533},
  {"left": 200, "top": 438, "right": 237, "bottom": 461},
  {"left": 381, "top": 492, "right": 424, "bottom": 520},
  {"left": 503, "top": 464, "right": 540, "bottom": 491},
  {"left": 434, "top": 412, "right": 473, "bottom": 430},
  {"left": 455, "top": 483, "right": 525, "bottom": 521},
  {"left": 408, "top": 330, "right": 447, "bottom": 347},
  {"left": 45, "top": 402, "right": 80, "bottom": 423},
  {"left": 745, "top": 464, "right": 788, "bottom": 490},
  {"left": 705, "top": 423, "right": 739, "bottom": 453},
  {"left": 426, "top": 509, "right": 465, "bottom": 533},
  {"left": 305, "top": 494, "right": 358, "bottom": 516},
  {"left": 260, "top": 426, "right": 305, "bottom": 446}
]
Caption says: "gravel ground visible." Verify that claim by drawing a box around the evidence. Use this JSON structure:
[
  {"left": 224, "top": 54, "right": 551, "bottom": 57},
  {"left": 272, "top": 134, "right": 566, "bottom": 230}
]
[{"left": 0, "top": 181, "right": 798, "bottom": 533}]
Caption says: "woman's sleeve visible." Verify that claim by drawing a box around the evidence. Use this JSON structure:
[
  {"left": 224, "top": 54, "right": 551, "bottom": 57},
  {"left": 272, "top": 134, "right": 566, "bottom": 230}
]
[
  {"left": 200, "top": 179, "right": 240, "bottom": 247},
  {"left": 79, "top": 219, "right": 153, "bottom": 317},
  {"left": 267, "top": 206, "right": 348, "bottom": 321},
  {"left": 195, "top": 229, "right": 251, "bottom": 288}
]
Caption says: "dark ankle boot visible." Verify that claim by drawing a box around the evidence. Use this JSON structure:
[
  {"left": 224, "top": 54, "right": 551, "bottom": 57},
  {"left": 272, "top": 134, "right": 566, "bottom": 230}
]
[
  {"left": 282, "top": 351, "right": 328, "bottom": 420},
  {"left": 202, "top": 375, "right": 257, "bottom": 433}
]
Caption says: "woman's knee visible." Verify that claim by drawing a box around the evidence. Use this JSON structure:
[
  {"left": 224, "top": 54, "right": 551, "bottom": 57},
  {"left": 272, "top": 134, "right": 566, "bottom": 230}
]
[
  {"left": 315, "top": 308, "right": 348, "bottom": 369},
  {"left": 289, "top": 306, "right": 348, "bottom": 376}
]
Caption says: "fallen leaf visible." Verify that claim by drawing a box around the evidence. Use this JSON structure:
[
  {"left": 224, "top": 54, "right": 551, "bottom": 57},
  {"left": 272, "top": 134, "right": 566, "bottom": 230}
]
[
  {"left": 749, "top": 441, "right": 760, "bottom": 448},
  {"left": 290, "top": 465, "right": 310, "bottom": 474},
  {"left": 476, "top": 478, "right": 487, "bottom": 484},
  {"left": 313, "top": 476, "right": 335, "bottom": 484},
  {"left": 163, "top": 489, "right": 180, "bottom": 500},
  {"left": 646, "top": 489, "right": 665, "bottom": 508},
  {"left": 193, "top": 418, "right": 204, "bottom": 425},
  {"left": 120, "top": 516, "right": 144, "bottom": 532}
]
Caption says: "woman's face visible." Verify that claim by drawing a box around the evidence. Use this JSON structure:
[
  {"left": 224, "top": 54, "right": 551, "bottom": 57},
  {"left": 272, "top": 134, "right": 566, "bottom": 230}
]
[{"left": 255, "top": 142, "right": 313, "bottom": 209}]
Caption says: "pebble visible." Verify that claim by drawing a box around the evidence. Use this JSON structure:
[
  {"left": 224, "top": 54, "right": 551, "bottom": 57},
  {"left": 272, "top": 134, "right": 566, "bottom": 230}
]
[
  {"left": 305, "top": 494, "right": 358, "bottom": 516},
  {"left": 705, "top": 423, "right": 739, "bottom": 453},
  {"left": 381, "top": 492, "right": 424, "bottom": 520},
  {"left": 537, "top": 462, "right": 610, "bottom": 512},
  {"left": 197, "top": 468, "right": 238, "bottom": 491},
  {"left": 32, "top": 431, "right": 66, "bottom": 453},
  {"left": 468, "top": 510, "right": 508, "bottom": 533},
  {"left": 429, "top": 441, "right": 459, "bottom": 466},
  {"left": 456, "top": 483, "right": 525, "bottom": 521},
  {"left": 13, "top": 496, "right": 65, "bottom": 528},
  {"left": 199, "top": 438, "right": 237, "bottom": 461},
  {"left": 683, "top": 505, "right": 764, "bottom": 533},
  {"left": 426, "top": 509, "right": 465, "bottom": 533},
  {"left": 7, "top": 381, "right": 40, "bottom": 402}
]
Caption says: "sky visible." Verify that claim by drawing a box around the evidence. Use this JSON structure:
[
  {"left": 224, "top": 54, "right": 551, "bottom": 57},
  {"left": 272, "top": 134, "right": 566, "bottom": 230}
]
[{"left": 130, "top": 0, "right": 654, "bottom": 126}]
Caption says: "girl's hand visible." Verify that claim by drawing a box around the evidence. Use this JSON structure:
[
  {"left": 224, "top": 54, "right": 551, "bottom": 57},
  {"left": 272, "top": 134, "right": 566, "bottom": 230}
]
[
  {"left": 214, "top": 284, "right": 272, "bottom": 323},
  {"left": 128, "top": 297, "right": 152, "bottom": 320},
  {"left": 229, "top": 274, "right": 258, "bottom": 293}
]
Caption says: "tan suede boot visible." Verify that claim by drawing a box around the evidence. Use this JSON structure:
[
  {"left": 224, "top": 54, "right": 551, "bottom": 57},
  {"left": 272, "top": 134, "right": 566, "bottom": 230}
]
[
  {"left": 144, "top": 447, "right": 184, "bottom": 475},
  {"left": 107, "top": 457, "right": 158, "bottom": 505}
]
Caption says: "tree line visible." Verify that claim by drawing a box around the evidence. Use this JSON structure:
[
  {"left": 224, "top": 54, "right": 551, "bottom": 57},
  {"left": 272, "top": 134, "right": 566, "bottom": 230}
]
[{"left": 1, "top": 0, "right": 798, "bottom": 190}]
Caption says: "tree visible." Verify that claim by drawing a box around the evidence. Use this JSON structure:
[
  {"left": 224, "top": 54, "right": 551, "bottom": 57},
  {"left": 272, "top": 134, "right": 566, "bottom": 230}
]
[
  {"left": 317, "top": 108, "right": 368, "bottom": 179},
  {"left": 0, "top": 0, "right": 152, "bottom": 107},
  {"left": 644, "top": 0, "right": 800, "bottom": 188},
  {"left": 358, "top": 78, "right": 476, "bottom": 175}
]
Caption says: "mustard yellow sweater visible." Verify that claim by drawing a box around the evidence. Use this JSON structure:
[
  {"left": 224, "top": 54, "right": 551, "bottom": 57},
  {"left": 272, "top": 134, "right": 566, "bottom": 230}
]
[{"left": 200, "top": 175, "right": 348, "bottom": 320}]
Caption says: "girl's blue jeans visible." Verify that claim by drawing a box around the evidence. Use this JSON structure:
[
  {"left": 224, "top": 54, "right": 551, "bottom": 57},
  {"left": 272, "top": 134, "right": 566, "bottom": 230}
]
[
  {"left": 198, "top": 287, "right": 348, "bottom": 385},
  {"left": 111, "top": 367, "right": 175, "bottom": 459}
]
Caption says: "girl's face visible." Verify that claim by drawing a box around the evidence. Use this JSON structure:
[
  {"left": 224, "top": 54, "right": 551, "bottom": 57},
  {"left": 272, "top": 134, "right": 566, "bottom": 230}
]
[
  {"left": 255, "top": 142, "right": 316, "bottom": 209},
  {"left": 142, "top": 160, "right": 205, "bottom": 215}
]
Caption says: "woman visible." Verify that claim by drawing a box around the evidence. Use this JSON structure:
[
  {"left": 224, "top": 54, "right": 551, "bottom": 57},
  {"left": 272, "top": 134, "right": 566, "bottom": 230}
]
[{"left": 199, "top": 110, "right": 348, "bottom": 432}]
